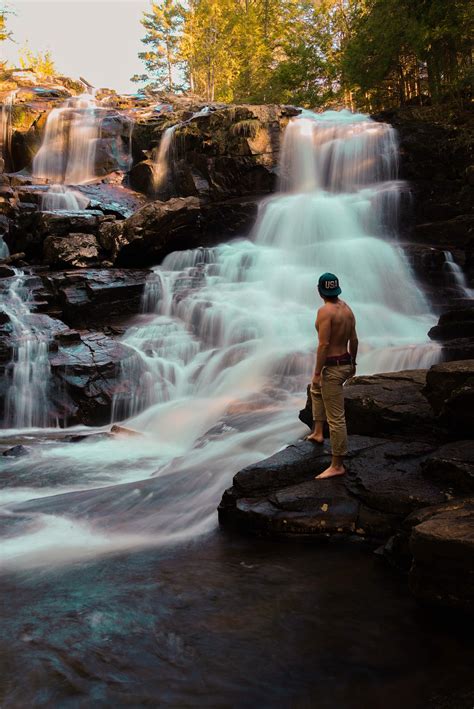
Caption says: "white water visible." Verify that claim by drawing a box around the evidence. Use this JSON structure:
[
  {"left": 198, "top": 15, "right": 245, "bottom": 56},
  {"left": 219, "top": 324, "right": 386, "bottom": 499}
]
[
  {"left": 0, "top": 91, "right": 15, "bottom": 168},
  {"left": 152, "top": 124, "right": 179, "bottom": 192},
  {"left": 0, "top": 109, "right": 441, "bottom": 569},
  {"left": 443, "top": 251, "right": 474, "bottom": 298},
  {"left": 40, "top": 183, "right": 90, "bottom": 211},
  {"left": 0, "top": 235, "right": 9, "bottom": 260},
  {"left": 33, "top": 93, "right": 100, "bottom": 184},
  {"left": 2, "top": 271, "right": 56, "bottom": 428},
  {"left": 152, "top": 106, "right": 211, "bottom": 192}
]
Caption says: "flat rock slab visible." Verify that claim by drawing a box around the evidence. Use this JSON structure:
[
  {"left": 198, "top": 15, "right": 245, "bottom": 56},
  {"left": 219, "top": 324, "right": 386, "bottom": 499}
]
[
  {"left": 219, "top": 436, "right": 449, "bottom": 540},
  {"left": 409, "top": 499, "right": 474, "bottom": 612}
]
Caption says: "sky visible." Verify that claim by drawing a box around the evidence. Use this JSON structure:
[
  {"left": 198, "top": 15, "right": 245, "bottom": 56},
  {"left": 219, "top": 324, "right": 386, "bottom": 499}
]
[{"left": 2, "top": 0, "right": 152, "bottom": 93}]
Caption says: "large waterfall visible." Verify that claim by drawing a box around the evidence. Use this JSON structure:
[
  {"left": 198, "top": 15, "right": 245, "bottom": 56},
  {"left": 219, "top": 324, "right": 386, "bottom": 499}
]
[{"left": 0, "top": 110, "right": 440, "bottom": 568}]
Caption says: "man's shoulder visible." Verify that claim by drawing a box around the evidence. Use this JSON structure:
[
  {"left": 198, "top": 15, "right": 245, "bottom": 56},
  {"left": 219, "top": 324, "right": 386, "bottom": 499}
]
[{"left": 317, "top": 303, "right": 332, "bottom": 317}]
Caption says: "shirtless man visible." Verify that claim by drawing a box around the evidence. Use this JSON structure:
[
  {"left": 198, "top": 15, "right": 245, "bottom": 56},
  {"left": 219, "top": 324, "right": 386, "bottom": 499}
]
[{"left": 307, "top": 272, "right": 358, "bottom": 479}]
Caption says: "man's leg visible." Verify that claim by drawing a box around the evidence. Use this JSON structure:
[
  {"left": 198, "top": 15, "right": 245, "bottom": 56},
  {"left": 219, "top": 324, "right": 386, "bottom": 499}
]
[
  {"left": 308, "top": 382, "right": 326, "bottom": 443},
  {"left": 315, "top": 366, "right": 351, "bottom": 478}
]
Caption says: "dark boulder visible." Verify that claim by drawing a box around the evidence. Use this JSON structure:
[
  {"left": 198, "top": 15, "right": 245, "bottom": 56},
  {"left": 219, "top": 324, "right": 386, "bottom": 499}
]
[
  {"left": 43, "top": 233, "right": 101, "bottom": 268},
  {"left": 42, "top": 268, "right": 149, "bottom": 328},
  {"left": 409, "top": 499, "right": 474, "bottom": 613},
  {"left": 110, "top": 196, "right": 259, "bottom": 267},
  {"left": 344, "top": 369, "right": 436, "bottom": 438},
  {"left": 2, "top": 444, "right": 31, "bottom": 457},
  {"left": 50, "top": 332, "right": 138, "bottom": 426},
  {"left": 429, "top": 307, "right": 474, "bottom": 341},
  {"left": 422, "top": 440, "right": 474, "bottom": 492},
  {"left": 424, "top": 359, "right": 474, "bottom": 437}
]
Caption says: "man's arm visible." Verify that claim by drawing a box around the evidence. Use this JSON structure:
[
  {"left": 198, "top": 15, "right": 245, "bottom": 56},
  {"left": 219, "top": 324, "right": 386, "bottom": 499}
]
[
  {"left": 313, "top": 308, "right": 331, "bottom": 382},
  {"left": 349, "top": 316, "right": 358, "bottom": 367}
]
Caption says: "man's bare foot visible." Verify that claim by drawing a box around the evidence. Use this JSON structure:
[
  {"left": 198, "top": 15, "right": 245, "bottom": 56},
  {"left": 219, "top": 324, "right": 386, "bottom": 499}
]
[
  {"left": 315, "top": 465, "right": 346, "bottom": 479},
  {"left": 306, "top": 433, "right": 324, "bottom": 444}
]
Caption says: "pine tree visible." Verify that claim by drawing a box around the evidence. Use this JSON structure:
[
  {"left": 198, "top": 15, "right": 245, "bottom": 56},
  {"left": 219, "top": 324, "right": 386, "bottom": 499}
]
[{"left": 133, "top": 0, "right": 183, "bottom": 92}]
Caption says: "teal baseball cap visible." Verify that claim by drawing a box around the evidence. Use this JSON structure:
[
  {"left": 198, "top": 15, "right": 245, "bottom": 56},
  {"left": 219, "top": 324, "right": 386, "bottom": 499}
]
[{"left": 318, "top": 272, "right": 342, "bottom": 297}]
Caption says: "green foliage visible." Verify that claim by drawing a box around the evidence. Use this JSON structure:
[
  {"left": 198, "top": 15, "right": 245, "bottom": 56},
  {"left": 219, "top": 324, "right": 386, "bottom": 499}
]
[
  {"left": 133, "top": 0, "right": 184, "bottom": 92},
  {"left": 135, "top": 0, "right": 473, "bottom": 109},
  {"left": 19, "top": 45, "right": 56, "bottom": 77}
]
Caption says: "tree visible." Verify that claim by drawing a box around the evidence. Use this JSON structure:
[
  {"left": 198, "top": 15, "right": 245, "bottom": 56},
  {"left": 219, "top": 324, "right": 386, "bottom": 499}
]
[
  {"left": 19, "top": 45, "right": 56, "bottom": 77},
  {"left": 133, "top": 0, "right": 183, "bottom": 92},
  {"left": 0, "top": 5, "right": 13, "bottom": 44}
]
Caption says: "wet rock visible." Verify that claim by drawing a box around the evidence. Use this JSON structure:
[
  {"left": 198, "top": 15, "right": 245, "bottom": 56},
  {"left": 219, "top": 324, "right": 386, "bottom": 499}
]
[
  {"left": 424, "top": 360, "right": 474, "bottom": 437},
  {"left": 43, "top": 268, "right": 149, "bottom": 327},
  {"left": 219, "top": 436, "right": 448, "bottom": 540},
  {"left": 9, "top": 210, "right": 106, "bottom": 260},
  {"left": 130, "top": 104, "right": 299, "bottom": 200},
  {"left": 422, "top": 441, "right": 474, "bottom": 492},
  {"left": 440, "top": 337, "right": 474, "bottom": 362},
  {"left": 50, "top": 332, "right": 138, "bottom": 426},
  {"left": 43, "top": 233, "right": 101, "bottom": 268},
  {"left": 0, "top": 266, "right": 16, "bottom": 278},
  {"left": 429, "top": 307, "right": 474, "bottom": 341},
  {"left": 344, "top": 370, "right": 436, "bottom": 438},
  {"left": 409, "top": 499, "right": 474, "bottom": 613},
  {"left": 111, "top": 196, "right": 258, "bottom": 267},
  {"left": 2, "top": 444, "right": 31, "bottom": 457}
]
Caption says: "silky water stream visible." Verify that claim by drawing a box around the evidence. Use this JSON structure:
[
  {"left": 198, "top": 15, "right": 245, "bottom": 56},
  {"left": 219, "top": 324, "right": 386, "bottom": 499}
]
[{"left": 2, "top": 111, "right": 469, "bottom": 708}]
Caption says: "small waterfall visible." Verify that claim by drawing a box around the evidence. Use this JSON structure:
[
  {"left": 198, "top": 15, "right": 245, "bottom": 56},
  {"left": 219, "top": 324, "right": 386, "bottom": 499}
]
[
  {"left": 152, "top": 107, "right": 212, "bottom": 193},
  {"left": 152, "top": 124, "right": 179, "bottom": 192},
  {"left": 0, "top": 91, "right": 15, "bottom": 169},
  {"left": 33, "top": 92, "right": 100, "bottom": 184},
  {"left": 2, "top": 270, "right": 55, "bottom": 429},
  {"left": 40, "top": 184, "right": 89, "bottom": 211},
  {"left": 0, "top": 235, "right": 9, "bottom": 260},
  {"left": 443, "top": 251, "right": 474, "bottom": 298}
]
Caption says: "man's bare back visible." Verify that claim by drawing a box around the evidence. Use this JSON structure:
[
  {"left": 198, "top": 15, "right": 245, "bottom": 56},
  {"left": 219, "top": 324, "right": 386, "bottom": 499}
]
[{"left": 315, "top": 299, "right": 356, "bottom": 357}]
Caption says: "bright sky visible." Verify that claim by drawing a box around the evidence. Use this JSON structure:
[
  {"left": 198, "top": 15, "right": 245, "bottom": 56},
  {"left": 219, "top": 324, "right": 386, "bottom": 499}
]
[{"left": 2, "top": 0, "right": 152, "bottom": 93}]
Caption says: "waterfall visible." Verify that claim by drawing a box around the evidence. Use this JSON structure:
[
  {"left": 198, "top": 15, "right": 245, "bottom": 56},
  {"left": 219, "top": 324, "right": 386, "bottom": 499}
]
[
  {"left": 0, "top": 235, "right": 9, "bottom": 260},
  {"left": 0, "top": 91, "right": 15, "bottom": 169},
  {"left": 152, "top": 124, "right": 179, "bottom": 192},
  {"left": 0, "top": 110, "right": 444, "bottom": 565},
  {"left": 2, "top": 270, "right": 56, "bottom": 429},
  {"left": 152, "top": 107, "right": 212, "bottom": 193},
  {"left": 113, "top": 110, "right": 438, "bottom": 422},
  {"left": 442, "top": 251, "right": 474, "bottom": 298},
  {"left": 40, "top": 184, "right": 89, "bottom": 211},
  {"left": 33, "top": 93, "right": 100, "bottom": 184}
]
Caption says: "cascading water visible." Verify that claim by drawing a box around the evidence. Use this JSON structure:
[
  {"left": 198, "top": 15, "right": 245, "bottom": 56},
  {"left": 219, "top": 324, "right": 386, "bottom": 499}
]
[
  {"left": 0, "top": 110, "right": 442, "bottom": 568},
  {"left": 2, "top": 270, "right": 56, "bottom": 429},
  {"left": 152, "top": 124, "right": 179, "bottom": 192},
  {"left": 152, "top": 107, "right": 212, "bottom": 192},
  {"left": 33, "top": 93, "right": 100, "bottom": 184},
  {"left": 40, "top": 184, "right": 90, "bottom": 211},
  {"left": 0, "top": 91, "right": 15, "bottom": 169},
  {"left": 442, "top": 251, "right": 474, "bottom": 298}
]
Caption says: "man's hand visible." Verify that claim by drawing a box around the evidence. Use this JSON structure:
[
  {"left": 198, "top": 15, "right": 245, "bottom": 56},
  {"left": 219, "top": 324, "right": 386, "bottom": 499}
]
[{"left": 312, "top": 373, "right": 321, "bottom": 388}]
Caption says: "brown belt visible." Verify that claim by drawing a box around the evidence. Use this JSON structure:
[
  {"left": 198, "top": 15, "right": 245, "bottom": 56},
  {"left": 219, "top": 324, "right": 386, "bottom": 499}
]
[{"left": 324, "top": 353, "right": 353, "bottom": 367}]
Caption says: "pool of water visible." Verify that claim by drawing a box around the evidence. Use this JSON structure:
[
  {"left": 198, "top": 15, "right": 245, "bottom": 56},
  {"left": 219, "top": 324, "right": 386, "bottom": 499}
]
[{"left": 1, "top": 531, "right": 472, "bottom": 708}]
